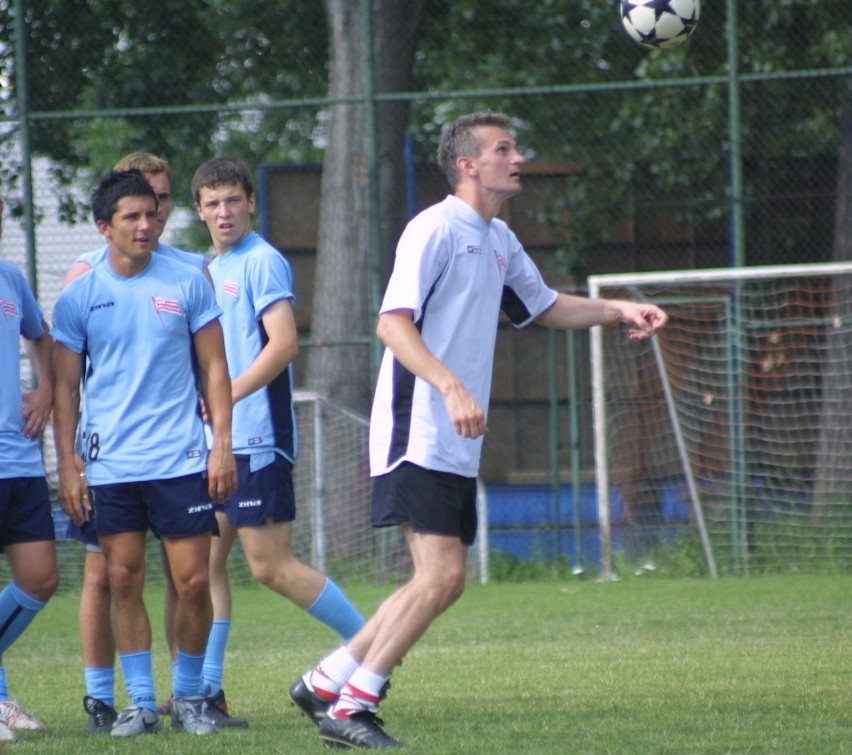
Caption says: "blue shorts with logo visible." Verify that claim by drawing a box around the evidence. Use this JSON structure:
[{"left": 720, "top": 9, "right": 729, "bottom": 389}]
[
  {"left": 218, "top": 454, "right": 296, "bottom": 528},
  {"left": 89, "top": 473, "right": 218, "bottom": 539},
  {"left": 0, "top": 476, "right": 55, "bottom": 547}
]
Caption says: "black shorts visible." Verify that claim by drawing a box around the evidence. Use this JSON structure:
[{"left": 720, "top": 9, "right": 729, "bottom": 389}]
[{"left": 371, "top": 462, "right": 477, "bottom": 546}]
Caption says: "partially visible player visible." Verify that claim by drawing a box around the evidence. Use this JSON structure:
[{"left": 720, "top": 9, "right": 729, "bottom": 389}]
[
  {"left": 191, "top": 157, "right": 365, "bottom": 714},
  {"left": 60, "top": 152, "right": 221, "bottom": 734},
  {"left": 292, "top": 112, "right": 669, "bottom": 749},
  {"left": 0, "top": 196, "right": 60, "bottom": 742},
  {"left": 52, "top": 170, "right": 237, "bottom": 737}
]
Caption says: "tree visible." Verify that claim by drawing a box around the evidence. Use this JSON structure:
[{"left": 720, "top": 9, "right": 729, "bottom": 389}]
[
  {"left": 306, "top": 0, "right": 425, "bottom": 415},
  {"left": 1, "top": 0, "right": 327, "bottom": 219},
  {"left": 2, "top": 0, "right": 849, "bottom": 424}
]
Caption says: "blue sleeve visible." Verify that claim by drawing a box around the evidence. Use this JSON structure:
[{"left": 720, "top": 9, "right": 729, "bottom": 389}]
[
  {"left": 248, "top": 249, "right": 294, "bottom": 319},
  {"left": 186, "top": 270, "right": 223, "bottom": 334},
  {"left": 17, "top": 276, "right": 45, "bottom": 340},
  {"left": 51, "top": 288, "right": 87, "bottom": 353}
]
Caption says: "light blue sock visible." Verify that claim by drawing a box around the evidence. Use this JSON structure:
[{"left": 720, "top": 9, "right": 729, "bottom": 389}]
[
  {"left": 202, "top": 620, "right": 230, "bottom": 697},
  {"left": 0, "top": 582, "right": 47, "bottom": 656},
  {"left": 118, "top": 651, "right": 157, "bottom": 711},
  {"left": 174, "top": 650, "right": 206, "bottom": 699},
  {"left": 306, "top": 579, "right": 365, "bottom": 641},
  {"left": 84, "top": 666, "right": 115, "bottom": 707},
  {"left": 0, "top": 666, "right": 7, "bottom": 700}
]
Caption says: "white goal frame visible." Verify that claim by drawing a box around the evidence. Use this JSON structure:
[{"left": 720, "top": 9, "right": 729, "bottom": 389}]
[{"left": 589, "top": 262, "right": 852, "bottom": 581}]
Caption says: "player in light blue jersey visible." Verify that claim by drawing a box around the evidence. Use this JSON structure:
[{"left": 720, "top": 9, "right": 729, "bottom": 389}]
[
  {"left": 52, "top": 170, "right": 237, "bottom": 738},
  {"left": 59, "top": 152, "right": 232, "bottom": 733},
  {"left": 297, "top": 113, "right": 669, "bottom": 749},
  {"left": 191, "top": 157, "right": 365, "bottom": 718},
  {"left": 0, "top": 197, "right": 59, "bottom": 742}
]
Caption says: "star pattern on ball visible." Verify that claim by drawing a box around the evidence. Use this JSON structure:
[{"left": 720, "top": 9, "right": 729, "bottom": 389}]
[{"left": 621, "top": 0, "right": 701, "bottom": 49}]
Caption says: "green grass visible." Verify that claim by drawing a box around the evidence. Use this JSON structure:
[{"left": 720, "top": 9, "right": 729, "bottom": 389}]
[{"left": 3, "top": 574, "right": 852, "bottom": 753}]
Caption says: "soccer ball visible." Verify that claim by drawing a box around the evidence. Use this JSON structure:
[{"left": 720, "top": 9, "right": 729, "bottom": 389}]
[{"left": 620, "top": 0, "right": 701, "bottom": 49}]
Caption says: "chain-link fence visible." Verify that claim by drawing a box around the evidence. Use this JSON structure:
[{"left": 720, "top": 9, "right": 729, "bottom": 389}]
[{"left": 3, "top": 1, "right": 851, "bottom": 575}]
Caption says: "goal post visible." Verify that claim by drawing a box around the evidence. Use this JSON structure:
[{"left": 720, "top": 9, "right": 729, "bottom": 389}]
[{"left": 589, "top": 262, "right": 852, "bottom": 579}]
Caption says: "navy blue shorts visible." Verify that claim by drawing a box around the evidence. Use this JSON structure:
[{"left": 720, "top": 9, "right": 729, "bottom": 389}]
[
  {"left": 218, "top": 455, "right": 296, "bottom": 528},
  {"left": 0, "top": 477, "right": 55, "bottom": 547},
  {"left": 89, "top": 473, "right": 218, "bottom": 539},
  {"left": 371, "top": 462, "right": 478, "bottom": 545},
  {"left": 65, "top": 516, "right": 100, "bottom": 551}
]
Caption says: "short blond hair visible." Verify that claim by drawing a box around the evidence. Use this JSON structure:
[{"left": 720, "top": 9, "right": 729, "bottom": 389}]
[{"left": 113, "top": 152, "right": 172, "bottom": 180}]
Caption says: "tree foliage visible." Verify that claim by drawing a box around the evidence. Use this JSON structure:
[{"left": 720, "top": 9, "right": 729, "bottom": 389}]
[
  {"left": 1, "top": 0, "right": 327, "bottom": 218},
  {"left": 2, "top": 1, "right": 847, "bottom": 238},
  {"left": 1, "top": 0, "right": 849, "bottom": 415}
]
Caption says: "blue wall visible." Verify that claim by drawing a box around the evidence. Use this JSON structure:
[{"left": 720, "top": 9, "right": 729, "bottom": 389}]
[{"left": 484, "top": 478, "right": 692, "bottom": 564}]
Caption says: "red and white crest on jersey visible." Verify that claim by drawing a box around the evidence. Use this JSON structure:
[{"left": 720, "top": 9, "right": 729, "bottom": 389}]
[
  {"left": 493, "top": 250, "right": 508, "bottom": 273},
  {"left": 0, "top": 300, "right": 19, "bottom": 318},
  {"left": 151, "top": 295, "right": 183, "bottom": 325},
  {"left": 223, "top": 279, "right": 239, "bottom": 298}
]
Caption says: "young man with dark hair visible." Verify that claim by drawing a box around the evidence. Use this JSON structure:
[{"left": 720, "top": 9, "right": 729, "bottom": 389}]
[
  {"left": 59, "top": 153, "right": 244, "bottom": 733},
  {"left": 52, "top": 170, "right": 237, "bottom": 737},
  {"left": 191, "top": 157, "right": 365, "bottom": 713}
]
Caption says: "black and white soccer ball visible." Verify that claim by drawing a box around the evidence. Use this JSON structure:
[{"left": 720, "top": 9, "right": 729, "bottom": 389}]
[{"left": 621, "top": 0, "right": 701, "bottom": 49}]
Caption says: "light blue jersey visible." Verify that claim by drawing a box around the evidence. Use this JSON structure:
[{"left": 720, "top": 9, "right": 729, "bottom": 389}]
[
  {"left": 207, "top": 231, "right": 296, "bottom": 461},
  {"left": 75, "top": 242, "right": 206, "bottom": 272},
  {"left": 52, "top": 254, "right": 222, "bottom": 484},
  {"left": 0, "top": 260, "right": 46, "bottom": 478},
  {"left": 71, "top": 244, "right": 205, "bottom": 459}
]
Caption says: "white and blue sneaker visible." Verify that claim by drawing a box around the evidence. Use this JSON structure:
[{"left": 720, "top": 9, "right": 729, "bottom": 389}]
[
  {"left": 171, "top": 696, "right": 218, "bottom": 736},
  {"left": 110, "top": 706, "right": 162, "bottom": 737}
]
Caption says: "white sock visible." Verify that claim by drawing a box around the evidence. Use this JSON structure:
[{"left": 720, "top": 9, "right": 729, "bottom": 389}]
[{"left": 309, "top": 646, "right": 359, "bottom": 698}]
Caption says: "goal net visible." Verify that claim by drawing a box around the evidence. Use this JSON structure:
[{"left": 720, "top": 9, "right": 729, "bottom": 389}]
[{"left": 589, "top": 262, "right": 852, "bottom": 579}]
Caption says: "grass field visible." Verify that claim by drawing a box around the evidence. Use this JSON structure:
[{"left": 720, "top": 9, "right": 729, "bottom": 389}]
[{"left": 2, "top": 573, "right": 850, "bottom": 753}]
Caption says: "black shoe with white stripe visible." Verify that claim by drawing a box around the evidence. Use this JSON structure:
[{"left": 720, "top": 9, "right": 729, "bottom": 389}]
[{"left": 319, "top": 711, "right": 402, "bottom": 749}]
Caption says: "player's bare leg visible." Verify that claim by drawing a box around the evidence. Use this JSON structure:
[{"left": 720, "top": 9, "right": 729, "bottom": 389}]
[
  {"left": 161, "top": 534, "right": 213, "bottom": 655},
  {"left": 98, "top": 531, "right": 150, "bottom": 654},
  {"left": 238, "top": 520, "right": 326, "bottom": 607},
  {"left": 349, "top": 526, "right": 467, "bottom": 675}
]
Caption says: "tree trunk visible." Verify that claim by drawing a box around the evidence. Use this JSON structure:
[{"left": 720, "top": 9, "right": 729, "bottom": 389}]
[{"left": 308, "top": 0, "right": 425, "bottom": 415}]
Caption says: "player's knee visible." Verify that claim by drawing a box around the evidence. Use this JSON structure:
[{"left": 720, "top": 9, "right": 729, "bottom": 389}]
[
  {"left": 441, "top": 568, "right": 466, "bottom": 608},
  {"left": 176, "top": 571, "right": 211, "bottom": 603},
  {"left": 107, "top": 562, "right": 144, "bottom": 597},
  {"left": 24, "top": 569, "right": 60, "bottom": 602},
  {"left": 414, "top": 567, "right": 465, "bottom": 613},
  {"left": 83, "top": 564, "right": 111, "bottom": 594},
  {"left": 248, "top": 559, "right": 278, "bottom": 590}
]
